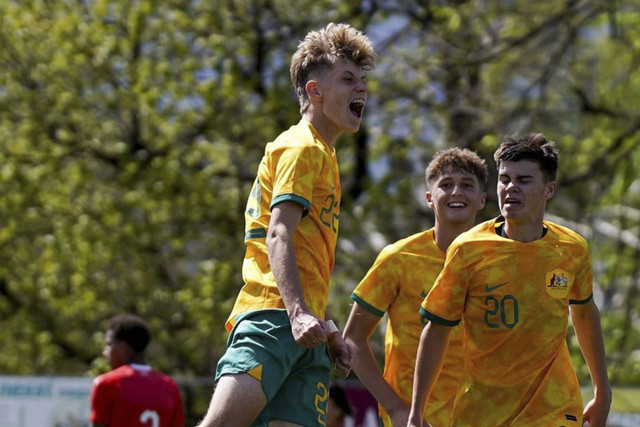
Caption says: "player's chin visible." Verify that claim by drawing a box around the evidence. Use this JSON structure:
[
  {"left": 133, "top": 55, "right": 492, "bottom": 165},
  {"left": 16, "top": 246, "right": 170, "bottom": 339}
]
[
  {"left": 345, "top": 113, "right": 363, "bottom": 132},
  {"left": 343, "top": 123, "right": 361, "bottom": 133}
]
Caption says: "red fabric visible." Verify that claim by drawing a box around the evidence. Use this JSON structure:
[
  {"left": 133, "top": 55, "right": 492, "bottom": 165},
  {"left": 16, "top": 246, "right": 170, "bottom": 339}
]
[{"left": 90, "top": 365, "right": 184, "bottom": 427}]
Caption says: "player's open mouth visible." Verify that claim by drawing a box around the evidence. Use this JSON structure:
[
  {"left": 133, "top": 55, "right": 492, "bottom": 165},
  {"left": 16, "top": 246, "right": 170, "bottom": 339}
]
[
  {"left": 447, "top": 201, "right": 467, "bottom": 208},
  {"left": 349, "top": 98, "right": 365, "bottom": 118},
  {"left": 505, "top": 197, "right": 520, "bottom": 205}
]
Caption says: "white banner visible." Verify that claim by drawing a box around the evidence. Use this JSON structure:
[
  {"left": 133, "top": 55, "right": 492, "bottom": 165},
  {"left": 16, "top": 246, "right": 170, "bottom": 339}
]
[{"left": 0, "top": 376, "right": 91, "bottom": 427}]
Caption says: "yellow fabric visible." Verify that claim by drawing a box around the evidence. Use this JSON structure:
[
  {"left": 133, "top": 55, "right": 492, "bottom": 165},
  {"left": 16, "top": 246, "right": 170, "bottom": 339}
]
[
  {"left": 352, "top": 229, "right": 464, "bottom": 427},
  {"left": 226, "top": 120, "right": 340, "bottom": 331},
  {"left": 421, "top": 218, "right": 593, "bottom": 426},
  {"left": 247, "top": 364, "right": 263, "bottom": 381}
]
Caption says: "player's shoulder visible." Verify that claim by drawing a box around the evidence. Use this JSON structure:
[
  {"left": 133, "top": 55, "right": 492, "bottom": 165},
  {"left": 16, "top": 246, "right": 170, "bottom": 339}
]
[
  {"left": 146, "top": 369, "right": 180, "bottom": 389},
  {"left": 391, "top": 228, "right": 435, "bottom": 249},
  {"left": 380, "top": 228, "right": 436, "bottom": 257},
  {"left": 450, "top": 218, "right": 501, "bottom": 248},
  {"left": 544, "top": 219, "right": 589, "bottom": 247},
  {"left": 93, "top": 365, "right": 133, "bottom": 386},
  {"left": 269, "top": 120, "right": 325, "bottom": 152}
]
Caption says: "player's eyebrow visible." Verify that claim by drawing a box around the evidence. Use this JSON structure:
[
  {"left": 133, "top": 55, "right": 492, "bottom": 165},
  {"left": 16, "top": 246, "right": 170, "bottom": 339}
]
[{"left": 342, "top": 69, "right": 366, "bottom": 81}]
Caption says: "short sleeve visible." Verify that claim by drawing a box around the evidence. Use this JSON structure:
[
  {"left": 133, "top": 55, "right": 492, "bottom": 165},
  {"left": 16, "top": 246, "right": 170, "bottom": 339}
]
[
  {"left": 420, "top": 244, "right": 468, "bottom": 325},
  {"left": 569, "top": 244, "right": 594, "bottom": 304},
  {"left": 351, "top": 245, "right": 400, "bottom": 317},
  {"left": 270, "top": 145, "right": 323, "bottom": 214}
]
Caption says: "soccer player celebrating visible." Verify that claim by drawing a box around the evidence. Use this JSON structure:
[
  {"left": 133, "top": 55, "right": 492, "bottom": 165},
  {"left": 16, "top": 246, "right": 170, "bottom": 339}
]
[
  {"left": 90, "top": 314, "right": 184, "bottom": 427},
  {"left": 408, "top": 134, "right": 611, "bottom": 427},
  {"left": 197, "top": 23, "right": 376, "bottom": 427},
  {"left": 343, "top": 148, "right": 488, "bottom": 426}
]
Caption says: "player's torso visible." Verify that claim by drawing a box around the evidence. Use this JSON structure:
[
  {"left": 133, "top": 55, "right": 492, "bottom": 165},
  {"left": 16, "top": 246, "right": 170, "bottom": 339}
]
[
  {"left": 451, "top": 222, "right": 588, "bottom": 425},
  {"left": 232, "top": 121, "right": 340, "bottom": 325},
  {"left": 369, "top": 231, "right": 464, "bottom": 424},
  {"left": 462, "top": 227, "right": 586, "bottom": 378}
]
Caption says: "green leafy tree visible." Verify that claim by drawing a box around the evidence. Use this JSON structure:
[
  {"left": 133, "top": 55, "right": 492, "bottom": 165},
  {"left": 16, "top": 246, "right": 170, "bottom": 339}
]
[{"left": 1, "top": 0, "right": 639, "bottom": 422}]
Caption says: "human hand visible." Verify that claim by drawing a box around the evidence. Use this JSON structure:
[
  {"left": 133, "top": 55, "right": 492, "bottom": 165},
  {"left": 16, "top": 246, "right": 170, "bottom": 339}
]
[
  {"left": 290, "top": 311, "right": 326, "bottom": 348},
  {"left": 326, "top": 331, "right": 353, "bottom": 378},
  {"left": 582, "top": 394, "right": 611, "bottom": 427}
]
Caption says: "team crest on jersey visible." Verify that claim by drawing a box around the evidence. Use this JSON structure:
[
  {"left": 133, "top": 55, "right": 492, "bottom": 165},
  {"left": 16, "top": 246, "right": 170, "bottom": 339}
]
[{"left": 545, "top": 269, "right": 572, "bottom": 298}]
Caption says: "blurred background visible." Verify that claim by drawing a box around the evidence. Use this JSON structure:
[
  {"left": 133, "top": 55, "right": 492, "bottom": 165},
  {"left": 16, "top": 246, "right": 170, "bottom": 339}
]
[{"left": 0, "top": 0, "right": 638, "bottom": 425}]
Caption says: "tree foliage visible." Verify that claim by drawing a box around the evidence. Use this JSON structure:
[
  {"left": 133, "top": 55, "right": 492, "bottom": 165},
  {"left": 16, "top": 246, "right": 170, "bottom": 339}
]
[{"left": 1, "top": 0, "right": 639, "bottom": 421}]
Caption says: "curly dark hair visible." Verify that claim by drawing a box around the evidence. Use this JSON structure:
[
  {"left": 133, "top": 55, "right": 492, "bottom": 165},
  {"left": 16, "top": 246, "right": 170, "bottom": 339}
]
[{"left": 108, "top": 314, "right": 150, "bottom": 353}]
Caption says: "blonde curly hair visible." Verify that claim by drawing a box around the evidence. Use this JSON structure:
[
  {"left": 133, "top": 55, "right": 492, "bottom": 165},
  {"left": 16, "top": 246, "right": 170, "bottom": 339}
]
[{"left": 290, "top": 23, "right": 376, "bottom": 114}]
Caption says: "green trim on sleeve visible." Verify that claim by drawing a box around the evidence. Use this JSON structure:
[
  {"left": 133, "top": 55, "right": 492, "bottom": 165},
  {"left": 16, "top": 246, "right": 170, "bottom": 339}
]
[
  {"left": 569, "top": 293, "right": 593, "bottom": 305},
  {"left": 419, "top": 307, "right": 460, "bottom": 326},
  {"left": 244, "top": 228, "right": 267, "bottom": 241},
  {"left": 350, "top": 293, "right": 385, "bottom": 317},
  {"left": 271, "top": 194, "right": 311, "bottom": 217}
]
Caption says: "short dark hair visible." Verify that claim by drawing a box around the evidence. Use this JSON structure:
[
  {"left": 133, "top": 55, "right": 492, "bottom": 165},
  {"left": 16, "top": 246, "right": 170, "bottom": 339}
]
[
  {"left": 494, "top": 133, "right": 559, "bottom": 181},
  {"left": 426, "top": 147, "right": 488, "bottom": 191},
  {"left": 108, "top": 314, "right": 150, "bottom": 353}
]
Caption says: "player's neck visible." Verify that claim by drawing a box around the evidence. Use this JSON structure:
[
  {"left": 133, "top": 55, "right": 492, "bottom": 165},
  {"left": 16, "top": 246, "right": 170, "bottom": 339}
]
[
  {"left": 434, "top": 220, "right": 474, "bottom": 252},
  {"left": 303, "top": 111, "right": 339, "bottom": 148},
  {"left": 503, "top": 220, "right": 545, "bottom": 242},
  {"left": 129, "top": 353, "right": 147, "bottom": 365}
]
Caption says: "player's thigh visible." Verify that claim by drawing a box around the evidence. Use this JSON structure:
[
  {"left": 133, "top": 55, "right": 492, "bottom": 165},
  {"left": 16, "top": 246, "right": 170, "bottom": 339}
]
[
  {"left": 267, "top": 421, "right": 304, "bottom": 427},
  {"left": 201, "top": 373, "right": 267, "bottom": 427},
  {"left": 215, "top": 310, "right": 303, "bottom": 401},
  {"left": 261, "top": 348, "right": 331, "bottom": 426}
]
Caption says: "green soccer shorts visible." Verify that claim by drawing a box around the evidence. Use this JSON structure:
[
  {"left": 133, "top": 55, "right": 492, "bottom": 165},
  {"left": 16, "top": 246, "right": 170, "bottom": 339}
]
[{"left": 215, "top": 309, "right": 332, "bottom": 426}]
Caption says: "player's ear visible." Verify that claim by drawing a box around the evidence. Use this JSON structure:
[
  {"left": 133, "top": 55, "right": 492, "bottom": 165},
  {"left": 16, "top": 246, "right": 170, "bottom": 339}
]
[
  {"left": 425, "top": 191, "right": 435, "bottom": 210},
  {"left": 306, "top": 80, "right": 322, "bottom": 102},
  {"left": 545, "top": 181, "right": 556, "bottom": 199},
  {"left": 479, "top": 192, "right": 487, "bottom": 210}
]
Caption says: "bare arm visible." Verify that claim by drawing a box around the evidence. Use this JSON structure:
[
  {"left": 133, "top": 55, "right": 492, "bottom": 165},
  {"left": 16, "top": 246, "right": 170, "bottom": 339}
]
[
  {"left": 408, "top": 322, "right": 451, "bottom": 427},
  {"left": 343, "top": 302, "right": 410, "bottom": 425},
  {"left": 569, "top": 300, "right": 611, "bottom": 427},
  {"left": 267, "top": 201, "right": 326, "bottom": 347}
]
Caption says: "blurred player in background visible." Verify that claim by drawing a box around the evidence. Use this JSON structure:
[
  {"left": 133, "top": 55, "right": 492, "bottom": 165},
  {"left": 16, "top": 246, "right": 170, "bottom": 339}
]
[
  {"left": 197, "top": 22, "right": 376, "bottom": 427},
  {"left": 326, "top": 383, "right": 354, "bottom": 427},
  {"left": 409, "top": 133, "right": 611, "bottom": 427},
  {"left": 343, "top": 148, "right": 488, "bottom": 426},
  {"left": 90, "top": 314, "right": 184, "bottom": 427}
]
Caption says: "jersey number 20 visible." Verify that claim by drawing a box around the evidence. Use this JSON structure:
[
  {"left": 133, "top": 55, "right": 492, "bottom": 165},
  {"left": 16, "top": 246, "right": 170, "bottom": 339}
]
[{"left": 484, "top": 295, "right": 519, "bottom": 329}]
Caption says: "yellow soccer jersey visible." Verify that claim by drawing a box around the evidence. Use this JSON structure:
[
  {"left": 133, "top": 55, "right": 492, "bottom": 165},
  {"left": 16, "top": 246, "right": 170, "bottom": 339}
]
[
  {"left": 226, "top": 120, "right": 341, "bottom": 331},
  {"left": 421, "top": 217, "right": 593, "bottom": 426},
  {"left": 351, "top": 229, "right": 464, "bottom": 427}
]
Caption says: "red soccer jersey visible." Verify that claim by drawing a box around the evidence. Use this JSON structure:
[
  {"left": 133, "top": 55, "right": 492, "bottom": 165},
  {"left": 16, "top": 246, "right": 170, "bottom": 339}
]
[{"left": 90, "top": 364, "right": 184, "bottom": 427}]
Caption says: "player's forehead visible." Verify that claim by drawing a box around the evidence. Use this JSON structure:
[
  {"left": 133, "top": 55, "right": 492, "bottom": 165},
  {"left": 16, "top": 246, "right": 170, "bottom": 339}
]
[
  {"left": 498, "top": 159, "right": 543, "bottom": 177},
  {"left": 434, "top": 169, "right": 480, "bottom": 184},
  {"left": 325, "top": 59, "right": 365, "bottom": 78}
]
